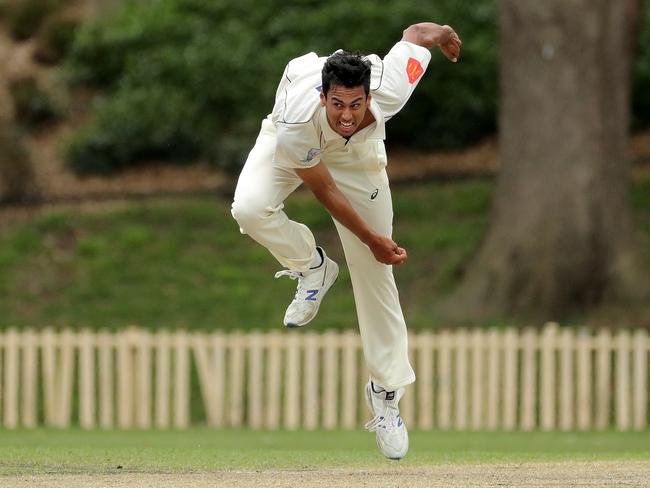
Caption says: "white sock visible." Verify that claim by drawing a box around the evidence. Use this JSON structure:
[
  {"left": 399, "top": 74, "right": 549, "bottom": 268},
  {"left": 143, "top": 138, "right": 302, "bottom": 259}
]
[{"left": 309, "top": 247, "right": 324, "bottom": 269}]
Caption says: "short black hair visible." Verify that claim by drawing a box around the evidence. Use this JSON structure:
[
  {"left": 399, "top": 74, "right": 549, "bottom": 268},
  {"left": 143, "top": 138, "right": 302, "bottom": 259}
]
[{"left": 321, "top": 51, "right": 371, "bottom": 96}]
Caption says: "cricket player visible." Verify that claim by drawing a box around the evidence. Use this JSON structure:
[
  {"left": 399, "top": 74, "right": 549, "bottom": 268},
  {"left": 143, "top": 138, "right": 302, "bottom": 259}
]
[{"left": 231, "top": 22, "right": 461, "bottom": 459}]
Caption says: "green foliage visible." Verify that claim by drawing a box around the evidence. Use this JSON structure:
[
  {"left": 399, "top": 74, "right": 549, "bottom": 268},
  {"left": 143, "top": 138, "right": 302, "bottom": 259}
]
[
  {"left": 5, "top": 0, "right": 61, "bottom": 40},
  {"left": 9, "top": 77, "right": 60, "bottom": 130},
  {"left": 33, "top": 15, "right": 80, "bottom": 65},
  {"left": 64, "top": 0, "right": 498, "bottom": 174},
  {"left": 0, "top": 180, "right": 495, "bottom": 330},
  {"left": 632, "top": 0, "right": 650, "bottom": 130},
  {"left": 1, "top": 177, "right": 650, "bottom": 330}
]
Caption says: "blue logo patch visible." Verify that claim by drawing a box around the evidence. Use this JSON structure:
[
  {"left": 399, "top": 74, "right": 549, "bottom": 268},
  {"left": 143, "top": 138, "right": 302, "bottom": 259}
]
[
  {"left": 305, "top": 289, "right": 319, "bottom": 301},
  {"left": 315, "top": 84, "right": 322, "bottom": 92},
  {"left": 301, "top": 147, "right": 321, "bottom": 164}
]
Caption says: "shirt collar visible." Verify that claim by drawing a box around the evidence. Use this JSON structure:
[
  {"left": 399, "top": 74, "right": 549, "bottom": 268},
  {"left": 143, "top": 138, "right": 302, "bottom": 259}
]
[{"left": 317, "top": 98, "right": 385, "bottom": 144}]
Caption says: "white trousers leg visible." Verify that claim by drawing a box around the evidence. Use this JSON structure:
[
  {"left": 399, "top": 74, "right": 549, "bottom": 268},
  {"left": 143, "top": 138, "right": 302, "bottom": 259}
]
[
  {"left": 231, "top": 118, "right": 415, "bottom": 390},
  {"left": 327, "top": 164, "right": 415, "bottom": 391},
  {"left": 231, "top": 118, "right": 317, "bottom": 272}
]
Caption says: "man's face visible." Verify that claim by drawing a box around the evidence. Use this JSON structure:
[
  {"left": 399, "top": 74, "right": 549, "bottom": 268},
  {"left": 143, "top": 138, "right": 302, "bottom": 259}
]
[{"left": 320, "top": 85, "right": 371, "bottom": 137}]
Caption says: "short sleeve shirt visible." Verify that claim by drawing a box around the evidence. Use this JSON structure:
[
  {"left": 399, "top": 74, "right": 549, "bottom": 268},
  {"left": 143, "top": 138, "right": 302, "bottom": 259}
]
[{"left": 271, "top": 41, "right": 432, "bottom": 170}]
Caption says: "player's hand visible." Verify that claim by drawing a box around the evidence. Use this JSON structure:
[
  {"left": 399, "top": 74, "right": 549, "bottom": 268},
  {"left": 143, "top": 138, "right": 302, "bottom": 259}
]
[
  {"left": 437, "top": 25, "right": 462, "bottom": 63},
  {"left": 368, "top": 235, "right": 408, "bottom": 265}
]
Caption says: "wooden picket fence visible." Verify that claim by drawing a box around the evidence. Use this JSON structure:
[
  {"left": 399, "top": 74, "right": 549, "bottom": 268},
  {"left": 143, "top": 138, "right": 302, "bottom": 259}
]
[{"left": 0, "top": 323, "right": 647, "bottom": 431}]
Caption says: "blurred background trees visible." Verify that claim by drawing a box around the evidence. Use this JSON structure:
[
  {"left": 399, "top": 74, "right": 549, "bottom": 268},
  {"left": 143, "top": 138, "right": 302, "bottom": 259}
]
[{"left": 0, "top": 0, "right": 649, "bottom": 327}]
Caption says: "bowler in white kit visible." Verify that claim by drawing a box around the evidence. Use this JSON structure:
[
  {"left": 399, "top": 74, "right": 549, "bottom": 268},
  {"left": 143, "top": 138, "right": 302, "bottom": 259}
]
[{"left": 231, "top": 22, "right": 461, "bottom": 459}]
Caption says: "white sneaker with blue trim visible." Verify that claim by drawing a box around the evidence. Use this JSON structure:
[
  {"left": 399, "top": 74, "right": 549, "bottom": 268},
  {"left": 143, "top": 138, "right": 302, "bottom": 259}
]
[
  {"left": 274, "top": 247, "right": 339, "bottom": 328},
  {"left": 365, "top": 380, "right": 409, "bottom": 460}
]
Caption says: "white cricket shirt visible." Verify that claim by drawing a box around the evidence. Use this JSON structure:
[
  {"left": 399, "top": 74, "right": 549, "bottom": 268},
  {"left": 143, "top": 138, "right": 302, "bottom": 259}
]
[{"left": 270, "top": 41, "right": 432, "bottom": 170}]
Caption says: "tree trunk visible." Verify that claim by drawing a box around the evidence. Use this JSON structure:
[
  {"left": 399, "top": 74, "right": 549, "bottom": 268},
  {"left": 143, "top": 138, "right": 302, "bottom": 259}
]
[{"left": 453, "top": 0, "right": 647, "bottom": 321}]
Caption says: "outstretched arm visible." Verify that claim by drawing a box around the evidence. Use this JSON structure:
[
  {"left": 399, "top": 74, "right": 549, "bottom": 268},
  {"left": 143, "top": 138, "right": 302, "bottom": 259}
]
[
  {"left": 402, "top": 23, "right": 462, "bottom": 62},
  {"left": 295, "top": 163, "right": 407, "bottom": 266}
]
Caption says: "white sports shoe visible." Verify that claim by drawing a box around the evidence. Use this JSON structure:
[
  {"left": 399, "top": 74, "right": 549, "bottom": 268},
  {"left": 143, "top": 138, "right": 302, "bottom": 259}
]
[
  {"left": 365, "top": 380, "right": 409, "bottom": 460},
  {"left": 274, "top": 247, "right": 339, "bottom": 328}
]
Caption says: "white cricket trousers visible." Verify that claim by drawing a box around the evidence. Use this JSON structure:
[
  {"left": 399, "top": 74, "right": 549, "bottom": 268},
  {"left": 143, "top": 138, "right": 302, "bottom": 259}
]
[{"left": 231, "top": 118, "right": 415, "bottom": 391}]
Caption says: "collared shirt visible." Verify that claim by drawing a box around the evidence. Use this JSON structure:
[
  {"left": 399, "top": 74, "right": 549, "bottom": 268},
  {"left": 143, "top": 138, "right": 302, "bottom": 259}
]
[{"left": 271, "top": 41, "right": 432, "bottom": 170}]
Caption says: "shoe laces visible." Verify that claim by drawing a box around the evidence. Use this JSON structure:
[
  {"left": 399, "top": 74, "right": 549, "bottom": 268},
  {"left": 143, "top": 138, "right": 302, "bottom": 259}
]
[
  {"left": 365, "top": 407, "right": 402, "bottom": 432},
  {"left": 274, "top": 269, "right": 305, "bottom": 299}
]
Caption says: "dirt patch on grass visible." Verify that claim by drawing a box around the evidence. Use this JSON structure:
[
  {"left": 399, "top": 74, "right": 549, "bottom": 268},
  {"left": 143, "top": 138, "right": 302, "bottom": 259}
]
[{"left": 5, "top": 461, "right": 650, "bottom": 487}]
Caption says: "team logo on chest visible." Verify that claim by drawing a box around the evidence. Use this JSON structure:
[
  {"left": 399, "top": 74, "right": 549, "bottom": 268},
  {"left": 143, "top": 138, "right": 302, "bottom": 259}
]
[
  {"left": 301, "top": 147, "right": 321, "bottom": 164},
  {"left": 406, "top": 57, "right": 424, "bottom": 84}
]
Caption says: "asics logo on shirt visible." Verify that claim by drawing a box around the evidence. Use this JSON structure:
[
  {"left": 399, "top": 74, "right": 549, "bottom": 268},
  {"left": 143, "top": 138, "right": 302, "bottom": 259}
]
[{"left": 370, "top": 189, "right": 379, "bottom": 200}]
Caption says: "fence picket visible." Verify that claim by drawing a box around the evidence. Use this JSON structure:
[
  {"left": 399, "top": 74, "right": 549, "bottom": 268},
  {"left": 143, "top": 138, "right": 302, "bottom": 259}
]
[
  {"left": 58, "top": 329, "right": 77, "bottom": 427},
  {"left": 437, "top": 330, "right": 452, "bottom": 429},
  {"left": 4, "top": 329, "right": 18, "bottom": 429},
  {"left": 595, "top": 328, "right": 611, "bottom": 430},
  {"left": 247, "top": 332, "right": 264, "bottom": 429},
  {"left": 341, "top": 330, "right": 358, "bottom": 429},
  {"left": 321, "top": 330, "right": 339, "bottom": 430},
  {"left": 540, "top": 323, "right": 558, "bottom": 430},
  {"left": 154, "top": 330, "right": 171, "bottom": 429},
  {"left": 21, "top": 329, "right": 38, "bottom": 428},
  {"left": 98, "top": 330, "right": 114, "bottom": 429},
  {"left": 79, "top": 329, "right": 95, "bottom": 429},
  {"left": 265, "top": 331, "right": 282, "bottom": 429},
  {"left": 559, "top": 328, "right": 574, "bottom": 431},
  {"left": 502, "top": 328, "right": 517, "bottom": 431},
  {"left": 520, "top": 328, "right": 537, "bottom": 431},
  {"left": 284, "top": 333, "right": 301, "bottom": 430},
  {"left": 455, "top": 329, "right": 469, "bottom": 430},
  {"left": 417, "top": 331, "right": 434, "bottom": 430},
  {"left": 135, "top": 330, "right": 152, "bottom": 429},
  {"left": 117, "top": 329, "right": 134, "bottom": 429},
  {"left": 576, "top": 328, "right": 592, "bottom": 430},
  {"left": 632, "top": 328, "right": 648, "bottom": 431},
  {"left": 303, "top": 333, "right": 320, "bottom": 430},
  {"left": 486, "top": 328, "right": 500, "bottom": 430},
  {"left": 173, "top": 330, "right": 190, "bottom": 428},
  {"left": 470, "top": 328, "right": 484, "bottom": 430},
  {"left": 615, "top": 329, "right": 631, "bottom": 431}
]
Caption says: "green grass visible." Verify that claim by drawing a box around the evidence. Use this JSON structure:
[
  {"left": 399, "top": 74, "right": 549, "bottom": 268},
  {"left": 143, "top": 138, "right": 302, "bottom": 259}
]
[
  {"left": 0, "top": 177, "right": 648, "bottom": 330},
  {"left": 0, "top": 429, "right": 648, "bottom": 475},
  {"left": 0, "top": 179, "right": 493, "bottom": 331}
]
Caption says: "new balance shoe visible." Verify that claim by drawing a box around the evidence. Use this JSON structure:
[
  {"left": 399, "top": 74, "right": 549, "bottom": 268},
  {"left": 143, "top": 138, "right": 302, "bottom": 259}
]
[
  {"left": 274, "top": 247, "right": 339, "bottom": 328},
  {"left": 364, "top": 380, "right": 409, "bottom": 460}
]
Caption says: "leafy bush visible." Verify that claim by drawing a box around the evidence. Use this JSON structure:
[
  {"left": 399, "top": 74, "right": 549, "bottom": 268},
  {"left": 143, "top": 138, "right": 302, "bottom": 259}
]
[
  {"left": 64, "top": 0, "right": 498, "bottom": 174},
  {"left": 632, "top": 0, "right": 650, "bottom": 131},
  {"left": 9, "top": 77, "right": 60, "bottom": 130},
  {"left": 62, "top": 0, "right": 650, "bottom": 175},
  {"left": 5, "top": 0, "right": 60, "bottom": 40},
  {"left": 33, "top": 15, "right": 80, "bottom": 65}
]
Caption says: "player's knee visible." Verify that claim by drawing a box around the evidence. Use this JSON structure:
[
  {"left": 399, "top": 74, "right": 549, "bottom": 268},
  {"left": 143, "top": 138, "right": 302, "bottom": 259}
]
[{"left": 231, "top": 197, "right": 269, "bottom": 232}]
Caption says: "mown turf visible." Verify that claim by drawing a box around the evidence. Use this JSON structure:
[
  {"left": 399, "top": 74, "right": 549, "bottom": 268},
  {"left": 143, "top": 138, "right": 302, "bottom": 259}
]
[{"left": 0, "top": 429, "right": 648, "bottom": 475}]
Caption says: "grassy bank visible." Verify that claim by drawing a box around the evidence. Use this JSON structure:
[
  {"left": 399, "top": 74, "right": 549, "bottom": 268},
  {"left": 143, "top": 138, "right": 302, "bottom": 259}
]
[{"left": 0, "top": 177, "right": 648, "bottom": 330}]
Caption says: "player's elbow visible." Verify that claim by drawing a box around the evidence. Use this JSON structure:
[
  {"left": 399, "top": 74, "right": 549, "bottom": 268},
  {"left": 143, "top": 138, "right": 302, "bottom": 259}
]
[{"left": 401, "top": 23, "right": 435, "bottom": 49}]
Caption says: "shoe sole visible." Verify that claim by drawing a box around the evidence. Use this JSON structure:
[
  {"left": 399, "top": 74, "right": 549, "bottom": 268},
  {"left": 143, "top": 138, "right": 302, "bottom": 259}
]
[{"left": 285, "top": 259, "right": 339, "bottom": 328}]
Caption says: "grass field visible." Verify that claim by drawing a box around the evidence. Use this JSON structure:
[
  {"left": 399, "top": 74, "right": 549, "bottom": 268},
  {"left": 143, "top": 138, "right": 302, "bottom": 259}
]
[
  {"left": 1, "top": 429, "right": 649, "bottom": 487},
  {"left": 0, "top": 428, "right": 649, "bottom": 474},
  {"left": 1, "top": 177, "right": 649, "bottom": 331}
]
